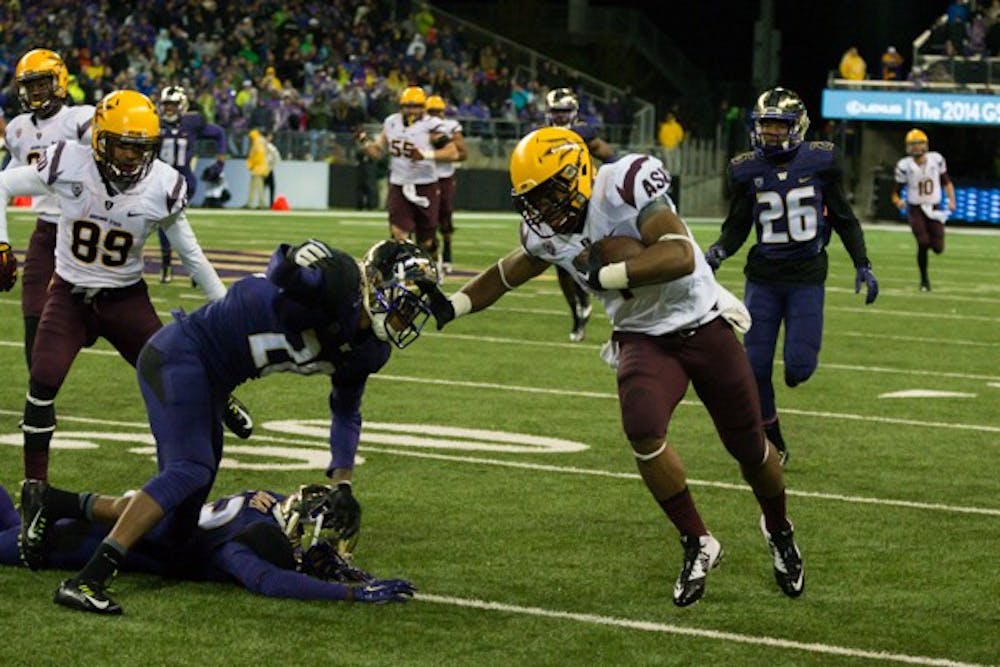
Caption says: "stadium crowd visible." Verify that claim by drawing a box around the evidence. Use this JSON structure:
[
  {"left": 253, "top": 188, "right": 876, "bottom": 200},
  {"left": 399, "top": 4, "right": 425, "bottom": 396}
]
[{"left": 0, "top": 0, "right": 627, "bottom": 152}]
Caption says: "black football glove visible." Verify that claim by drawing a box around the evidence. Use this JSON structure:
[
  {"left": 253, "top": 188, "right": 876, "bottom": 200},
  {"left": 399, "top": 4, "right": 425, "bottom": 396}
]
[
  {"left": 704, "top": 244, "right": 727, "bottom": 272},
  {"left": 415, "top": 278, "right": 456, "bottom": 330},
  {"left": 328, "top": 482, "right": 361, "bottom": 540},
  {"left": 582, "top": 241, "right": 607, "bottom": 291},
  {"left": 0, "top": 242, "right": 17, "bottom": 291}
]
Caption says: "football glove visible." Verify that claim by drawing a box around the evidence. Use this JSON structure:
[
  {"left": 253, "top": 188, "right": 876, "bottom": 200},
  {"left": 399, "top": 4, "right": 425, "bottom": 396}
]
[
  {"left": 0, "top": 242, "right": 17, "bottom": 291},
  {"left": 300, "top": 542, "right": 374, "bottom": 584},
  {"left": 582, "top": 241, "right": 608, "bottom": 291},
  {"left": 328, "top": 482, "right": 361, "bottom": 540},
  {"left": 415, "top": 277, "right": 455, "bottom": 330},
  {"left": 351, "top": 578, "right": 416, "bottom": 604},
  {"left": 289, "top": 239, "right": 335, "bottom": 267},
  {"left": 854, "top": 265, "right": 879, "bottom": 305},
  {"left": 704, "top": 244, "right": 727, "bottom": 272}
]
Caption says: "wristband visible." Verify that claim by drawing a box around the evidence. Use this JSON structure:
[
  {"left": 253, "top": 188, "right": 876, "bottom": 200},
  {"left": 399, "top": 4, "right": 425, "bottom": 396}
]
[
  {"left": 450, "top": 292, "right": 472, "bottom": 318},
  {"left": 597, "top": 262, "right": 629, "bottom": 290}
]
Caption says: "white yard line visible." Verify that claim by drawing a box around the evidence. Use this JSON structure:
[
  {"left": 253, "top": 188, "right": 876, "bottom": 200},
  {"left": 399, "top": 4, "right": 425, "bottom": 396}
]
[
  {"left": 417, "top": 594, "right": 990, "bottom": 667},
  {"left": 1, "top": 410, "right": 995, "bottom": 517}
]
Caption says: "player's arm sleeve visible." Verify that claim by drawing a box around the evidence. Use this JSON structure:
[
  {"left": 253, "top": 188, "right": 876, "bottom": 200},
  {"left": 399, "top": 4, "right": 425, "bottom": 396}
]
[
  {"left": 204, "top": 123, "right": 227, "bottom": 156},
  {"left": 823, "top": 169, "right": 871, "bottom": 267},
  {"left": 714, "top": 176, "right": 753, "bottom": 255},
  {"left": 327, "top": 380, "right": 365, "bottom": 476},
  {"left": 162, "top": 211, "right": 227, "bottom": 300},
  {"left": 0, "top": 165, "right": 51, "bottom": 243},
  {"left": 265, "top": 244, "right": 326, "bottom": 301},
  {"left": 212, "top": 542, "right": 352, "bottom": 600}
]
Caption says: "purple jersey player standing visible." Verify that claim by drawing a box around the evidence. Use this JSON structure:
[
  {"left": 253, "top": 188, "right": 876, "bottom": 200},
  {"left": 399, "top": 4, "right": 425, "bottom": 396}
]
[
  {"left": 156, "top": 86, "right": 227, "bottom": 283},
  {"left": 27, "top": 238, "right": 445, "bottom": 614},
  {"left": 704, "top": 87, "right": 879, "bottom": 465}
]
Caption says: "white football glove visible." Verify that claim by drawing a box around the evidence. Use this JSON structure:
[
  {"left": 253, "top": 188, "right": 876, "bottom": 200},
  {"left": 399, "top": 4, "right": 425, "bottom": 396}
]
[{"left": 291, "top": 239, "right": 335, "bottom": 267}]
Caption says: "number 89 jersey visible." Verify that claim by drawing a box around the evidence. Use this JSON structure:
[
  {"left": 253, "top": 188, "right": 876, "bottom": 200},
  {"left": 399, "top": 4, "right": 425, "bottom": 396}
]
[
  {"left": 728, "top": 141, "right": 839, "bottom": 263},
  {"left": 38, "top": 140, "right": 187, "bottom": 288}
]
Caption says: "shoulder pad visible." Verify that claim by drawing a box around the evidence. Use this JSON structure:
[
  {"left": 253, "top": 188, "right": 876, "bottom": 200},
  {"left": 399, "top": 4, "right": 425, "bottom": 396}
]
[
  {"left": 607, "top": 154, "right": 671, "bottom": 210},
  {"left": 730, "top": 151, "right": 755, "bottom": 166},
  {"left": 808, "top": 141, "right": 835, "bottom": 152}
]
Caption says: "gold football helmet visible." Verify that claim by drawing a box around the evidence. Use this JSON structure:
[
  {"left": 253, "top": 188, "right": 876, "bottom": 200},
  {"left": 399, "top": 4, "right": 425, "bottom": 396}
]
[
  {"left": 399, "top": 86, "right": 426, "bottom": 125},
  {"left": 92, "top": 90, "right": 161, "bottom": 190},
  {"left": 905, "top": 128, "right": 928, "bottom": 157},
  {"left": 15, "top": 49, "right": 68, "bottom": 116},
  {"left": 509, "top": 127, "right": 593, "bottom": 237},
  {"left": 425, "top": 95, "right": 446, "bottom": 117}
]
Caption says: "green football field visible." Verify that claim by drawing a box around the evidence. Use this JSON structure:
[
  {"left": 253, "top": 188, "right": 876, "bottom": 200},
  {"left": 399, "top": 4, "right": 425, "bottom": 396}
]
[{"left": 0, "top": 208, "right": 997, "bottom": 667}]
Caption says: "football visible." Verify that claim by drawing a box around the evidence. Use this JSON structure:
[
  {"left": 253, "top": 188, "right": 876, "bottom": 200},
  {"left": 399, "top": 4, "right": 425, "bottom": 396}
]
[{"left": 586, "top": 236, "right": 646, "bottom": 265}]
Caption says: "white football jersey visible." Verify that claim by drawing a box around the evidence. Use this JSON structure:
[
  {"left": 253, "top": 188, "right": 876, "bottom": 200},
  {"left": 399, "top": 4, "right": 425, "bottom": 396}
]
[
  {"left": 433, "top": 117, "right": 463, "bottom": 179},
  {"left": 521, "top": 154, "right": 720, "bottom": 335},
  {"left": 382, "top": 112, "right": 444, "bottom": 185},
  {"left": 5, "top": 104, "right": 94, "bottom": 222},
  {"left": 894, "top": 151, "right": 948, "bottom": 206},
  {"left": 26, "top": 141, "right": 225, "bottom": 298}
]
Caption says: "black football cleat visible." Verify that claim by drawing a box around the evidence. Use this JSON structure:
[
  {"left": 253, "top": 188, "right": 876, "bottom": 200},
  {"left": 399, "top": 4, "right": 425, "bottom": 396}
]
[
  {"left": 673, "top": 534, "right": 723, "bottom": 607},
  {"left": 54, "top": 578, "right": 123, "bottom": 615},
  {"left": 18, "top": 479, "right": 51, "bottom": 570},
  {"left": 760, "top": 515, "right": 804, "bottom": 598},
  {"left": 224, "top": 395, "right": 254, "bottom": 439},
  {"left": 920, "top": 279, "right": 931, "bottom": 292}
]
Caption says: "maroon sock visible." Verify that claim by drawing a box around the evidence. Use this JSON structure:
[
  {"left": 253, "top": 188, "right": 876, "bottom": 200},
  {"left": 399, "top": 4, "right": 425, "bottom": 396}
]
[
  {"left": 658, "top": 487, "right": 707, "bottom": 537},
  {"left": 24, "top": 451, "right": 49, "bottom": 482},
  {"left": 756, "top": 490, "right": 791, "bottom": 534}
]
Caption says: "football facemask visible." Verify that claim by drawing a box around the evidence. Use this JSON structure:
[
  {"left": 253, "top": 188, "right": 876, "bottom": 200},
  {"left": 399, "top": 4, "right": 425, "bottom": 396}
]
[
  {"left": 362, "top": 240, "right": 438, "bottom": 349},
  {"left": 15, "top": 49, "right": 68, "bottom": 116},
  {"left": 750, "top": 87, "right": 809, "bottom": 157},
  {"left": 279, "top": 484, "right": 341, "bottom": 551},
  {"left": 510, "top": 127, "right": 592, "bottom": 237},
  {"left": 159, "top": 86, "right": 189, "bottom": 123},
  {"left": 93, "top": 91, "right": 161, "bottom": 191}
]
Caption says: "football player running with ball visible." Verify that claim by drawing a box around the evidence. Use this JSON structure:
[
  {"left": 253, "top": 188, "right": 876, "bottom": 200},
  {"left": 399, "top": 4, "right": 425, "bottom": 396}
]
[
  {"left": 704, "top": 88, "right": 878, "bottom": 465},
  {"left": 423, "top": 127, "right": 804, "bottom": 607}
]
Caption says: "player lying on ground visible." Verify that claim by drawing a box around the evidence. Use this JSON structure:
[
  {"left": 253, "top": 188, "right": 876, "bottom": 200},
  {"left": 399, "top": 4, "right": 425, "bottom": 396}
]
[{"left": 1, "top": 482, "right": 414, "bottom": 607}]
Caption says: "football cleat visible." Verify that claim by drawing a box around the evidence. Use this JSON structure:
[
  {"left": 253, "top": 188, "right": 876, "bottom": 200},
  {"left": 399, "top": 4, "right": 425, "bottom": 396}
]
[
  {"left": 673, "top": 533, "right": 723, "bottom": 607},
  {"left": 224, "top": 395, "right": 253, "bottom": 439},
  {"left": 160, "top": 265, "right": 172, "bottom": 284},
  {"left": 920, "top": 279, "right": 931, "bottom": 292},
  {"left": 18, "top": 479, "right": 51, "bottom": 570},
  {"left": 760, "top": 515, "right": 804, "bottom": 598},
  {"left": 54, "top": 578, "right": 123, "bottom": 615},
  {"left": 569, "top": 303, "right": 592, "bottom": 343}
]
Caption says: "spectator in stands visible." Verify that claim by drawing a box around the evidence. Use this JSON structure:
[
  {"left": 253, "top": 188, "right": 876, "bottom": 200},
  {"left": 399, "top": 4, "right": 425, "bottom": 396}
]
[
  {"left": 881, "top": 46, "right": 905, "bottom": 80},
  {"left": 657, "top": 111, "right": 684, "bottom": 150},
  {"left": 839, "top": 46, "right": 867, "bottom": 81}
]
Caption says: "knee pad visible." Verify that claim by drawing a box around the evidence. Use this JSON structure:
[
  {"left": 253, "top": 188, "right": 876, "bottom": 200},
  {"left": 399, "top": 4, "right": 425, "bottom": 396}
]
[
  {"left": 783, "top": 346, "right": 818, "bottom": 388},
  {"left": 145, "top": 460, "right": 214, "bottom": 514}
]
